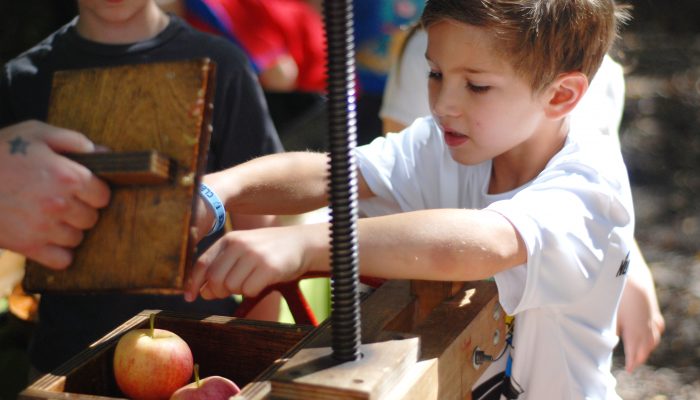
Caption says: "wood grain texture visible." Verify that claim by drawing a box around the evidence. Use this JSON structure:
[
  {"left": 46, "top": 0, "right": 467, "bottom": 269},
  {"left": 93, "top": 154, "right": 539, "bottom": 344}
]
[{"left": 23, "top": 59, "right": 215, "bottom": 293}]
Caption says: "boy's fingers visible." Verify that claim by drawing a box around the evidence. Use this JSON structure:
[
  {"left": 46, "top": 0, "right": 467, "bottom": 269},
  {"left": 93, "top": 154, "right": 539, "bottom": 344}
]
[
  {"left": 200, "top": 283, "right": 216, "bottom": 300},
  {"left": 205, "top": 256, "right": 238, "bottom": 299},
  {"left": 202, "top": 242, "right": 245, "bottom": 299},
  {"left": 240, "top": 269, "right": 270, "bottom": 299},
  {"left": 625, "top": 346, "right": 645, "bottom": 373},
  {"left": 623, "top": 330, "right": 658, "bottom": 373},
  {"left": 223, "top": 256, "right": 257, "bottom": 296},
  {"left": 185, "top": 252, "right": 216, "bottom": 302},
  {"left": 185, "top": 239, "right": 229, "bottom": 301}
]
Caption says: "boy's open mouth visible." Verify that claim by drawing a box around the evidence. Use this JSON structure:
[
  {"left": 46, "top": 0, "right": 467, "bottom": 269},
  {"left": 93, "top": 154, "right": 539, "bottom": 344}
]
[{"left": 443, "top": 127, "right": 470, "bottom": 147}]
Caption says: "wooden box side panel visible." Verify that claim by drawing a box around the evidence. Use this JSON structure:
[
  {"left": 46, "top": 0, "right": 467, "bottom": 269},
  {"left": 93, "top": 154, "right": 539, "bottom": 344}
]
[
  {"left": 23, "top": 59, "right": 214, "bottom": 292},
  {"left": 155, "top": 314, "right": 312, "bottom": 385},
  {"left": 415, "top": 281, "right": 505, "bottom": 400}
]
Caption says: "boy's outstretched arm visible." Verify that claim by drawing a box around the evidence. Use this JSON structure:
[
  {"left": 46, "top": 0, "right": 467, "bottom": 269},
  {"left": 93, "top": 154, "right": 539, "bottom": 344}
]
[
  {"left": 192, "top": 151, "right": 375, "bottom": 240},
  {"left": 208, "top": 152, "right": 332, "bottom": 214},
  {"left": 185, "top": 207, "right": 526, "bottom": 301},
  {"left": 356, "top": 209, "right": 527, "bottom": 280}
]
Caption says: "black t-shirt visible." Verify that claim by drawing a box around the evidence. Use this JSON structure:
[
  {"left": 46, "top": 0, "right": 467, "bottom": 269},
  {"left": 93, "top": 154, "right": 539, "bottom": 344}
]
[{"left": 0, "top": 15, "right": 283, "bottom": 372}]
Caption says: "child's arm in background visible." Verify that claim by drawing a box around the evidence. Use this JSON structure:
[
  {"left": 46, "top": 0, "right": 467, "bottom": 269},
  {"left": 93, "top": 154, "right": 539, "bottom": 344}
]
[{"left": 617, "top": 240, "right": 665, "bottom": 372}]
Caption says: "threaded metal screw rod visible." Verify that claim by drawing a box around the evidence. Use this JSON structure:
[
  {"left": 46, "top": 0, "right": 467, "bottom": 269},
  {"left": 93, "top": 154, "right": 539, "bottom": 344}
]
[{"left": 323, "top": 0, "right": 362, "bottom": 362}]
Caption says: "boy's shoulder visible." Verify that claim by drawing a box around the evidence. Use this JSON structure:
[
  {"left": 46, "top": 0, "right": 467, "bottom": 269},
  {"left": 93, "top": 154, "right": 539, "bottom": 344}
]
[
  {"left": 3, "top": 19, "right": 75, "bottom": 72},
  {"left": 545, "top": 129, "right": 631, "bottom": 194},
  {"left": 564, "top": 126, "right": 625, "bottom": 165}
]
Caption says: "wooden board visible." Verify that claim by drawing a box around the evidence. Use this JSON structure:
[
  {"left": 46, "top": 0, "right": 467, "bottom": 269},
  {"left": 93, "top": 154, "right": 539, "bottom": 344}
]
[
  {"left": 65, "top": 150, "right": 173, "bottom": 185},
  {"left": 22, "top": 59, "right": 215, "bottom": 293}
]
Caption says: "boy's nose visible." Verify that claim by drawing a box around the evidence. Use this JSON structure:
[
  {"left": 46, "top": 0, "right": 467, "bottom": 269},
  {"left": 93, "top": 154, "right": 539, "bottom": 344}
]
[{"left": 431, "top": 86, "right": 462, "bottom": 118}]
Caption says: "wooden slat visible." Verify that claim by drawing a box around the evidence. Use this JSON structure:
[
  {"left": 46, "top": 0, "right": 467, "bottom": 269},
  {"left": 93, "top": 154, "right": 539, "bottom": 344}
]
[
  {"left": 411, "top": 280, "right": 465, "bottom": 323},
  {"left": 270, "top": 338, "right": 420, "bottom": 400},
  {"left": 66, "top": 150, "right": 173, "bottom": 185}
]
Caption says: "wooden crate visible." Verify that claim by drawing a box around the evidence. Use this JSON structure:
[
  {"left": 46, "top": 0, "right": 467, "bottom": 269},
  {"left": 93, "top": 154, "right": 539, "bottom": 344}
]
[
  {"left": 18, "top": 310, "right": 313, "bottom": 399},
  {"left": 19, "top": 280, "right": 506, "bottom": 400}
]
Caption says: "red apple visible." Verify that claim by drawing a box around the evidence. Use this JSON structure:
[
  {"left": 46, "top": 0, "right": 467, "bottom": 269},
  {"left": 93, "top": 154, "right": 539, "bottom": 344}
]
[
  {"left": 170, "top": 364, "right": 241, "bottom": 400},
  {"left": 113, "top": 314, "right": 194, "bottom": 400}
]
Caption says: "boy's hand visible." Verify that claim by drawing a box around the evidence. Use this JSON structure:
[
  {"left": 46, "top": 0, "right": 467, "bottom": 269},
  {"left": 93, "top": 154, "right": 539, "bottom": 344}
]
[
  {"left": 184, "top": 224, "right": 320, "bottom": 302},
  {"left": 617, "top": 265, "right": 665, "bottom": 372}
]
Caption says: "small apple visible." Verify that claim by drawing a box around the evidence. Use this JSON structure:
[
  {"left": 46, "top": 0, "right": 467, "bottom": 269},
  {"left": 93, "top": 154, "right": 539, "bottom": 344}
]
[
  {"left": 170, "top": 364, "right": 241, "bottom": 400},
  {"left": 113, "top": 314, "right": 194, "bottom": 400}
]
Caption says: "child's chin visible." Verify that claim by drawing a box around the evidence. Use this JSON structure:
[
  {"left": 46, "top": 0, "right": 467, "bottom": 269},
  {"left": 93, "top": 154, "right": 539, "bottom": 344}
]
[{"left": 448, "top": 149, "right": 483, "bottom": 166}]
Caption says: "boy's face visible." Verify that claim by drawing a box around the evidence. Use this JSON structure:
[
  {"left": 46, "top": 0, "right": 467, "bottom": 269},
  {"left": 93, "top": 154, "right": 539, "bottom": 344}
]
[
  {"left": 78, "top": 0, "right": 153, "bottom": 23},
  {"left": 426, "top": 20, "right": 550, "bottom": 166}
]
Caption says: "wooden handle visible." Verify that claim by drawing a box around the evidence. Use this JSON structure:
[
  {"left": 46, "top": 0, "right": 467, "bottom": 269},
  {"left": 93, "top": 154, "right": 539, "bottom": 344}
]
[{"left": 66, "top": 150, "right": 173, "bottom": 185}]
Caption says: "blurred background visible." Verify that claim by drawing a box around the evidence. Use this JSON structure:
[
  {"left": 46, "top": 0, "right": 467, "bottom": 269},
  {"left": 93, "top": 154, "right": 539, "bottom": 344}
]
[
  {"left": 1, "top": 1, "right": 699, "bottom": 399},
  {"left": 612, "top": 1, "right": 700, "bottom": 398}
]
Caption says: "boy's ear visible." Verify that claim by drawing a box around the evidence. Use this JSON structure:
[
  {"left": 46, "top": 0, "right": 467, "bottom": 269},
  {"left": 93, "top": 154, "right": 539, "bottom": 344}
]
[{"left": 543, "top": 72, "right": 588, "bottom": 119}]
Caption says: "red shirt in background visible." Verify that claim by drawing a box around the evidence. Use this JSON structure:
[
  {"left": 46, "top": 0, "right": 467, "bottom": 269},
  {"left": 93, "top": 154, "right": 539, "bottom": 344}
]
[{"left": 186, "top": 0, "right": 327, "bottom": 93}]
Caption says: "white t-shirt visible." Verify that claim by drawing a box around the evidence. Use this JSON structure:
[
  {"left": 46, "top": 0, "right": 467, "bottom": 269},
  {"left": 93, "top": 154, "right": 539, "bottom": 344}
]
[
  {"left": 379, "top": 28, "right": 625, "bottom": 149},
  {"left": 379, "top": 28, "right": 430, "bottom": 127},
  {"left": 355, "top": 117, "right": 635, "bottom": 399}
]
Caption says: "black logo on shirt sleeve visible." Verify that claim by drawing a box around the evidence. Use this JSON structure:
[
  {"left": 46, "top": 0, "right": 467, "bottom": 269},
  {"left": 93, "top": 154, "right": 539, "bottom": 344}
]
[{"left": 616, "top": 251, "right": 631, "bottom": 277}]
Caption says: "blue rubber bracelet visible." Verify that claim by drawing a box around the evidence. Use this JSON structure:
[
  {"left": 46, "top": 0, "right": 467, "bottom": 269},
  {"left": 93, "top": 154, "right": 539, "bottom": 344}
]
[{"left": 199, "top": 183, "right": 226, "bottom": 236}]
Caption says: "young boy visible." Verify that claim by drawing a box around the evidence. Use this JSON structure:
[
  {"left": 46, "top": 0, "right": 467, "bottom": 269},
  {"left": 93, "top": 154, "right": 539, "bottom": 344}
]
[
  {"left": 186, "top": 0, "right": 633, "bottom": 398},
  {"left": 379, "top": 25, "right": 663, "bottom": 374},
  {"left": 0, "top": 0, "right": 283, "bottom": 376}
]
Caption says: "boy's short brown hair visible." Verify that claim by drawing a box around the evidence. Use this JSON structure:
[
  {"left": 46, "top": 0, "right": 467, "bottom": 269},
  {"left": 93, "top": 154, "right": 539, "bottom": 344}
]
[{"left": 421, "top": 0, "right": 631, "bottom": 92}]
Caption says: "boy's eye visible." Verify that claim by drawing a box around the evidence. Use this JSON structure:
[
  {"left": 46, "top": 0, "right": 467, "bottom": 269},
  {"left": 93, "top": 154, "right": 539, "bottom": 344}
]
[
  {"left": 428, "top": 71, "right": 442, "bottom": 80},
  {"left": 468, "top": 83, "right": 490, "bottom": 93}
]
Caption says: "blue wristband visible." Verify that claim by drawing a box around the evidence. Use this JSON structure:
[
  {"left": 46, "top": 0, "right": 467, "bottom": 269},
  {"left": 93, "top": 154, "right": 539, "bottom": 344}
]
[{"left": 199, "top": 183, "right": 226, "bottom": 236}]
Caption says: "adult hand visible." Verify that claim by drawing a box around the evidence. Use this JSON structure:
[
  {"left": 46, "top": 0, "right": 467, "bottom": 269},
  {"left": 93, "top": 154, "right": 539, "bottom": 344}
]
[{"left": 0, "top": 120, "right": 111, "bottom": 269}]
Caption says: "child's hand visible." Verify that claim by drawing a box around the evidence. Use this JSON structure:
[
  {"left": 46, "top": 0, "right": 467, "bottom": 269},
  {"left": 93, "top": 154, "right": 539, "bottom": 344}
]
[
  {"left": 617, "top": 268, "right": 665, "bottom": 372},
  {"left": 184, "top": 224, "right": 318, "bottom": 302}
]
